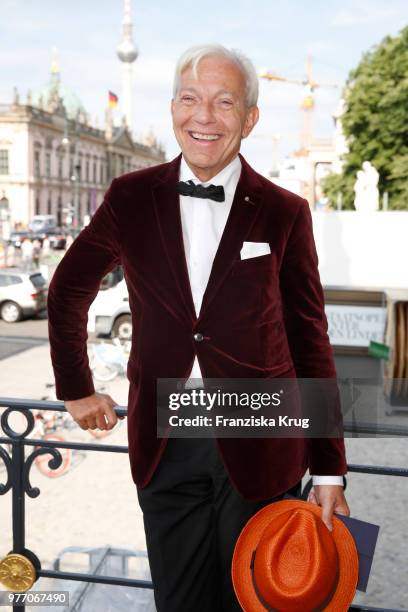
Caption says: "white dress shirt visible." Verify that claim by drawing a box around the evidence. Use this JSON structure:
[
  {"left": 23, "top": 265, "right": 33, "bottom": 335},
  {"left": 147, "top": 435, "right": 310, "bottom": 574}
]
[{"left": 178, "top": 155, "right": 343, "bottom": 487}]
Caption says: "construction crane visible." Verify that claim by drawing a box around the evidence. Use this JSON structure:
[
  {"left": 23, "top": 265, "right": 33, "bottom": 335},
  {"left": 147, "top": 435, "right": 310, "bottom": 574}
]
[{"left": 260, "top": 56, "right": 340, "bottom": 152}]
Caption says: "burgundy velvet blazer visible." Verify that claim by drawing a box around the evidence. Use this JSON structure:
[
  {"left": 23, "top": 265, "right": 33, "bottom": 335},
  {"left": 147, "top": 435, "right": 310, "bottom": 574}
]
[{"left": 47, "top": 153, "right": 347, "bottom": 500}]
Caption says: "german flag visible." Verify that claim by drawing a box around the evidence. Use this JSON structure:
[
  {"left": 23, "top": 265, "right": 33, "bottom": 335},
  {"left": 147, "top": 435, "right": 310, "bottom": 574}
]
[{"left": 108, "top": 91, "right": 118, "bottom": 108}]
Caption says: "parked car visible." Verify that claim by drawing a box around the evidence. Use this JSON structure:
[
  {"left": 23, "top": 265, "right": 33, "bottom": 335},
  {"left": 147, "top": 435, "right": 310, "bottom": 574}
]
[
  {"left": 9, "top": 230, "right": 55, "bottom": 248},
  {"left": 46, "top": 229, "right": 67, "bottom": 250},
  {"left": 100, "top": 266, "right": 124, "bottom": 291},
  {"left": 29, "top": 214, "right": 56, "bottom": 233},
  {"left": 87, "top": 279, "right": 131, "bottom": 340},
  {"left": 0, "top": 269, "right": 48, "bottom": 322}
]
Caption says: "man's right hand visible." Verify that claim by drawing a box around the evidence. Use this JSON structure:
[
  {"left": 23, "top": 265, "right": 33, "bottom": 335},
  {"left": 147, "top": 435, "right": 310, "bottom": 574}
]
[{"left": 65, "top": 392, "right": 124, "bottom": 432}]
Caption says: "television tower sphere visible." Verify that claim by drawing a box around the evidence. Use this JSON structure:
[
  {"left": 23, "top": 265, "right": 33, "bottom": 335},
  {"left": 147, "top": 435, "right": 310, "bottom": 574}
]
[{"left": 116, "top": 0, "right": 138, "bottom": 64}]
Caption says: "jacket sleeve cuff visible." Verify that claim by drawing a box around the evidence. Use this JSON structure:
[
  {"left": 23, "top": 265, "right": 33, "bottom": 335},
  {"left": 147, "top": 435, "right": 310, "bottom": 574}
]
[{"left": 55, "top": 373, "right": 95, "bottom": 401}]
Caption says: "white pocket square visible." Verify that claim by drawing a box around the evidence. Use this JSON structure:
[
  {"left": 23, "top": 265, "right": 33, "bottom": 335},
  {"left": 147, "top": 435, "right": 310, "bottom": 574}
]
[{"left": 240, "top": 241, "right": 271, "bottom": 260}]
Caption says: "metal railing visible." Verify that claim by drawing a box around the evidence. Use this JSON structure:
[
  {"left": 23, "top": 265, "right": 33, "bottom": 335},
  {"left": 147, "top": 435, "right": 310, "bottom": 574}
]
[{"left": 0, "top": 397, "right": 407, "bottom": 612}]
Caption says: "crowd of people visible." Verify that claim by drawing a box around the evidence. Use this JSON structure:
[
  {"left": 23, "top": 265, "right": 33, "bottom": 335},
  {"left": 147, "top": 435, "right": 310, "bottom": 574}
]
[{"left": 0, "top": 233, "right": 75, "bottom": 270}]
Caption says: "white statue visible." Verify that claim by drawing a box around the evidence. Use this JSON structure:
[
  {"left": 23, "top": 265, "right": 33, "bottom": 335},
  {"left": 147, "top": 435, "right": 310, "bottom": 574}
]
[{"left": 353, "top": 161, "right": 379, "bottom": 212}]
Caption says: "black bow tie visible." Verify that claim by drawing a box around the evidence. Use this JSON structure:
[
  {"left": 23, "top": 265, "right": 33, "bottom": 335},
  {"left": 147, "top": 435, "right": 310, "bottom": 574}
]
[{"left": 176, "top": 180, "right": 225, "bottom": 202}]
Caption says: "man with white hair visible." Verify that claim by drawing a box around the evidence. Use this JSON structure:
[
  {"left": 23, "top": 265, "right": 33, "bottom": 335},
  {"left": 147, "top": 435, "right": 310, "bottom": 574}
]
[{"left": 48, "top": 44, "right": 348, "bottom": 611}]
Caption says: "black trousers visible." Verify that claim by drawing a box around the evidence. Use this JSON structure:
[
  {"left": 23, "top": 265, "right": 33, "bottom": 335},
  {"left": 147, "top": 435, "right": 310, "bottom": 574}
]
[{"left": 136, "top": 437, "right": 301, "bottom": 612}]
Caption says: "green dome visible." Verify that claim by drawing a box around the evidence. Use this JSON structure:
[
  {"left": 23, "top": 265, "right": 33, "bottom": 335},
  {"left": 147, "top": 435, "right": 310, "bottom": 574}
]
[{"left": 32, "top": 72, "right": 86, "bottom": 119}]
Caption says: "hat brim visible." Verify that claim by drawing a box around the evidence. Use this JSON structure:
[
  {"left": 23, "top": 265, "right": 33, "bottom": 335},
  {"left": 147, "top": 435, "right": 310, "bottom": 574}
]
[{"left": 232, "top": 499, "right": 358, "bottom": 612}]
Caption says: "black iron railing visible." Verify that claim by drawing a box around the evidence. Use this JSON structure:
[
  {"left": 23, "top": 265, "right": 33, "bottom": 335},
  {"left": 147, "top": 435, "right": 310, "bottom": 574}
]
[{"left": 0, "top": 398, "right": 407, "bottom": 612}]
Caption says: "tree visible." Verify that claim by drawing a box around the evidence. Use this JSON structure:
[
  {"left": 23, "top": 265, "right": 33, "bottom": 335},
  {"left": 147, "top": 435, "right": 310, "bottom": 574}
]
[{"left": 322, "top": 26, "right": 408, "bottom": 210}]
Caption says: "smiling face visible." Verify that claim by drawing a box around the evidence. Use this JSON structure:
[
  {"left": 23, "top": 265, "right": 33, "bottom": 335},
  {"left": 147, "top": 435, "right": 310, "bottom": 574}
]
[{"left": 171, "top": 55, "right": 259, "bottom": 182}]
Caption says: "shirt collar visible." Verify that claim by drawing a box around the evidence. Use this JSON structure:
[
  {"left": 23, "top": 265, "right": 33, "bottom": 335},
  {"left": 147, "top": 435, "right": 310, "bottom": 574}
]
[{"left": 180, "top": 155, "right": 241, "bottom": 198}]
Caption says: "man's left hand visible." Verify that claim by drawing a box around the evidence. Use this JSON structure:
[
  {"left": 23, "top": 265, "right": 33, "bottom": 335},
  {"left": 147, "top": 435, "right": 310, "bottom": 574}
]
[{"left": 307, "top": 485, "right": 350, "bottom": 531}]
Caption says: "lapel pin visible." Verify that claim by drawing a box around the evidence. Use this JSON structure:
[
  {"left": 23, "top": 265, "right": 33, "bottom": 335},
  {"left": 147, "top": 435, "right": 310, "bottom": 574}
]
[{"left": 244, "top": 195, "right": 256, "bottom": 206}]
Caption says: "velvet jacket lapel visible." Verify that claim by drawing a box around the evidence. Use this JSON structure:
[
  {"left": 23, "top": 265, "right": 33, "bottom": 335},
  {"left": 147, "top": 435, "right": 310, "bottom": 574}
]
[
  {"left": 151, "top": 154, "right": 196, "bottom": 323},
  {"left": 151, "top": 153, "right": 264, "bottom": 323}
]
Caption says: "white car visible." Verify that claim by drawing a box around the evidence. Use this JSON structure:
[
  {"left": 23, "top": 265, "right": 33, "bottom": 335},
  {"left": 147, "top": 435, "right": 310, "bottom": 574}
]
[
  {"left": 87, "top": 279, "right": 132, "bottom": 340},
  {"left": 29, "top": 214, "right": 57, "bottom": 233},
  {"left": 0, "top": 268, "right": 48, "bottom": 322}
]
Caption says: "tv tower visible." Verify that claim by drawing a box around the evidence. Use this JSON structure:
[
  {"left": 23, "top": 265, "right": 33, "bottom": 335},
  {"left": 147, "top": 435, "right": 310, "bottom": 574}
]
[{"left": 116, "top": 0, "right": 138, "bottom": 133}]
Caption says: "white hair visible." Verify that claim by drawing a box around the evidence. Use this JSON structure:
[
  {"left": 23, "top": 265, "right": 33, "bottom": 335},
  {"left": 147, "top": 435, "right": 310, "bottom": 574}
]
[{"left": 173, "top": 44, "right": 259, "bottom": 108}]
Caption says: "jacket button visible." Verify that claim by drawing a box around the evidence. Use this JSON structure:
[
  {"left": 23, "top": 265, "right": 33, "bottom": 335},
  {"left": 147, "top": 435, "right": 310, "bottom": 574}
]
[{"left": 194, "top": 333, "right": 204, "bottom": 342}]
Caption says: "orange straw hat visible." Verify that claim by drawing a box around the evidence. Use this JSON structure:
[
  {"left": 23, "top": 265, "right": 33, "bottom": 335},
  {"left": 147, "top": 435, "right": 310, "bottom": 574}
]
[{"left": 232, "top": 499, "right": 358, "bottom": 612}]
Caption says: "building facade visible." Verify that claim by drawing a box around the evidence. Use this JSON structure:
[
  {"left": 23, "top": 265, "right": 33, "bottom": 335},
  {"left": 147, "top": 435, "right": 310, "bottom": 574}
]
[{"left": 0, "top": 79, "right": 165, "bottom": 233}]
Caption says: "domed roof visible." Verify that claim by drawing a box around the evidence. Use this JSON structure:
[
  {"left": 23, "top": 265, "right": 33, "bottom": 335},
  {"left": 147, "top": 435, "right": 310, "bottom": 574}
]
[{"left": 32, "top": 49, "right": 86, "bottom": 119}]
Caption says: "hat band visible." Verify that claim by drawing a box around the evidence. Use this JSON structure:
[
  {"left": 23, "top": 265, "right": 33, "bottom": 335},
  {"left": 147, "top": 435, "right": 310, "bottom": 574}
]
[
  {"left": 250, "top": 549, "right": 340, "bottom": 612},
  {"left": 250, "top": 550, "right": 275, "bottom": 611}
]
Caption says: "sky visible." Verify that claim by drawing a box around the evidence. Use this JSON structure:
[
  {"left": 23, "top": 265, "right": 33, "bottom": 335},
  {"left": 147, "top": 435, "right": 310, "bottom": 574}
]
[{"left": 1, "top": 0, "right": 407, "bottom": 175}]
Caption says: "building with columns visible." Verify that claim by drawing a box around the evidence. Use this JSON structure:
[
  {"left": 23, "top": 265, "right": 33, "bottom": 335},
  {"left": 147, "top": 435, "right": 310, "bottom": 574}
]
[
  {"left": 0, "top": 0, "right": 165, "bottom": 234},
  {"left": 0, "top": 74, "right": 165, "bottom": 232}
]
